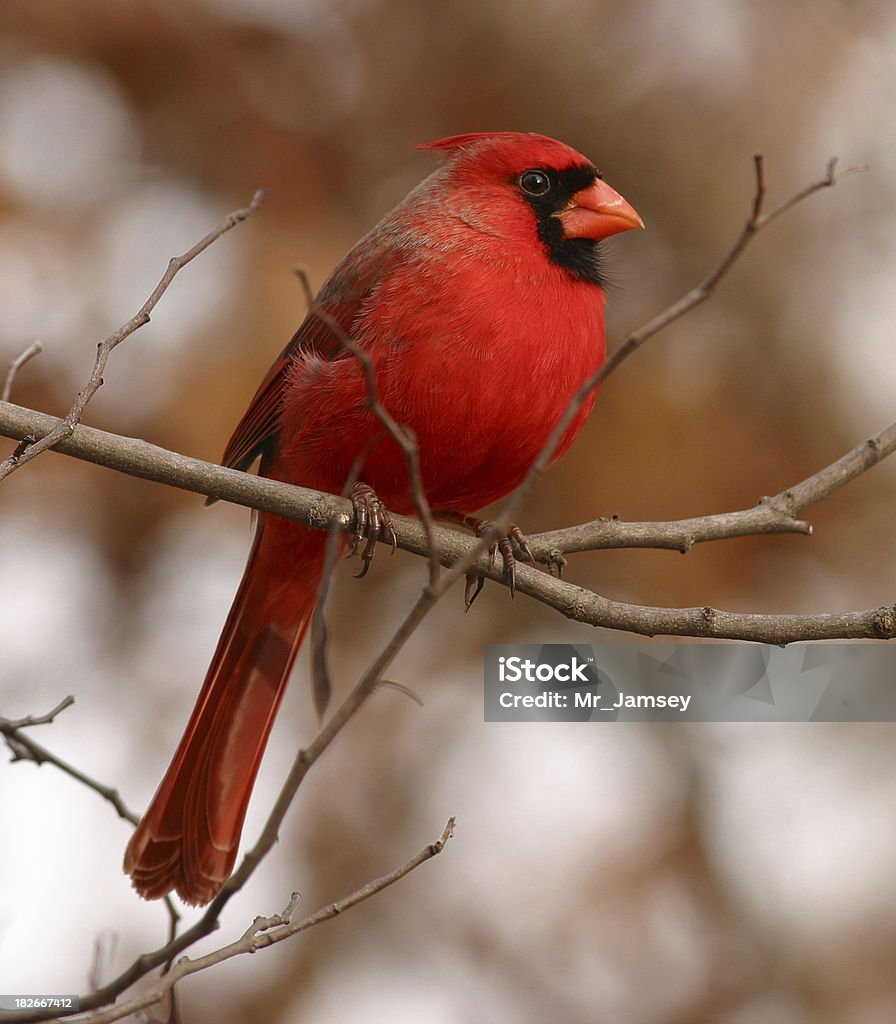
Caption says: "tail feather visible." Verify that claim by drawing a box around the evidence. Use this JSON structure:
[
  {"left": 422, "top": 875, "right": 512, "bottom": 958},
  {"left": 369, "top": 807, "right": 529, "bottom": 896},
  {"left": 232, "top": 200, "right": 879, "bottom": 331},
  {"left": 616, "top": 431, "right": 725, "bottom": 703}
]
[{"left": 124, "top": 519, "right": 325, "bottom": 905}]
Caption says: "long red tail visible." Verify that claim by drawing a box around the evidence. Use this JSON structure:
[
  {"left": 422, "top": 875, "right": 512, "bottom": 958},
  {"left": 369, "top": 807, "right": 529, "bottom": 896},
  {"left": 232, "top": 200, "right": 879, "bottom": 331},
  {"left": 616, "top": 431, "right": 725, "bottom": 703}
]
[{"left": 124, "top": 518, "right": 325, "bottom": 905}]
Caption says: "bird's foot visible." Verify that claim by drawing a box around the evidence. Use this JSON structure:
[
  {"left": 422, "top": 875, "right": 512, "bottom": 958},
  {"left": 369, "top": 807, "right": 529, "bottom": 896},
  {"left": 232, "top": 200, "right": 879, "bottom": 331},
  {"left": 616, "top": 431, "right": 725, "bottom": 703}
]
[
  {"left": 440, "top": 512, "right": 533, "bottom": 608},
  {"left": 348, "top": 482, "right": 396, "bottom": 578}
]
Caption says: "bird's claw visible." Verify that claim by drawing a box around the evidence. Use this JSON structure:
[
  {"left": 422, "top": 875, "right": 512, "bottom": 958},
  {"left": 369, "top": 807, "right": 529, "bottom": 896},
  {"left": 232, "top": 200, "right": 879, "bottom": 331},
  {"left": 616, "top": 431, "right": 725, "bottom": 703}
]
[
  {"left": 464, "top": 572, "right": 485, "bottom": 609},
  {"left": 348, "top": 482, "right": 396, "bottom": 578},
  {"left": 464, "top": 519, "right": 533, "bottom": 609}
]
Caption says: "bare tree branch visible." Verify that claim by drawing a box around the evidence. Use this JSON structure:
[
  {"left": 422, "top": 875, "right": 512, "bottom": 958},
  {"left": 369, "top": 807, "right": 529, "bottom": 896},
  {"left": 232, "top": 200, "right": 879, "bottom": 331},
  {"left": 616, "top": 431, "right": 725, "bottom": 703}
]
[
  {"left": 600, "top": 155, "right": 866, "bottom": 388},
  {"left": 1, "top": 698, "right": 137, "bottom": 825},
  {"left": 0, "top": 190, "right": 266, "bottom": 483},
  {"left": 8, "top": 820, "right": 455, "bottom": 1024},
  {"left": 2, "top": 341, "right": 43, "bottom": 403},
  {"left": 0, "top": 154, "right": 875, "bottom": 648},
  {"left": 1, "top": 399, "right": 893, "bottom": 642},
  {"left": 1, "top": 695, "right": 74, "bottom": 729},
  {"left": 1, "top": 701, "right": 184, "bottom": 952},
  {"left": 308, "top": 511, "right": 349, "bottom": 719},
  {"left": 512, "top": 568, "right": 896, "bottom": 643},
  {"left": 529, "top": 416, "right": 896, "bottom": 563}
]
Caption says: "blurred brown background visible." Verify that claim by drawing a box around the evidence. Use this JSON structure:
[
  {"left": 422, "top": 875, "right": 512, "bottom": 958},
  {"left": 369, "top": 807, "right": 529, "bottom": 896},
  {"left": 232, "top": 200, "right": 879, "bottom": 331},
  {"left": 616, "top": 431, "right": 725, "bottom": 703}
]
[{"left": 2, "top": 1, "right": 896, "bottom": 1021}]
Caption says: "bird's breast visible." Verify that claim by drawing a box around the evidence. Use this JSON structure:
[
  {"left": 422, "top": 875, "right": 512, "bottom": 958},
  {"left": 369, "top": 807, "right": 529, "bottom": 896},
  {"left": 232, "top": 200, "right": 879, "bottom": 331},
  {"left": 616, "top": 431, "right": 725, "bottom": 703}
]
[{"left": 279, "top": 251, "right": 607, "bottom": 512}]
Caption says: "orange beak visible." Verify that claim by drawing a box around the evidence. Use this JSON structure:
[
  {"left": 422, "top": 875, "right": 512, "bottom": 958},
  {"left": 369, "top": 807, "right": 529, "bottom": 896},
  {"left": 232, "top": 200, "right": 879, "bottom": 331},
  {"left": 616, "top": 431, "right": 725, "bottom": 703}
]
[{"left": 556, "top": 178, "right": 644, "bottom": 241}]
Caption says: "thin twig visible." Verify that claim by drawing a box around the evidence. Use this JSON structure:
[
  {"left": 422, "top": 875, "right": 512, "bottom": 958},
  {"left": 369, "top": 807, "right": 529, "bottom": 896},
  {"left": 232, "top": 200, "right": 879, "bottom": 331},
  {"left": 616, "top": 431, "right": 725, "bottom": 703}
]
[
  {"left": 308, "top": 519, "right": 342, "bottom": 720},
  {"left": 375, "top": 679, "right": 425, "bottom": 706},
  {"left": 309, "top": 462, "right": 363, "bottom": 719},
  {"left": 0, "top": 191, "right": 266, "bottom": 482},
  {"left": 293, "top": 267, "right": 442, "bottom": 588},
  {"left": 295, "top": 264, "right": 445, "bottom": 715},
  {"left": 1, "top": 699, "right": 182, "bottom": 942},
  {"left": 2, "top": 341, "right": 43, "bottom": 403},
  {"left": 1, "top": 700, "right": 137, "bottom": 824},
  {"left": 529, "top": 420, "right": 894, "bottom": 561},
  {"left": 602, "top": 155, "right": 866, "bottom": 387},
  {"left": 26, "top": 820, "right": 455, "bottom": 1024},
  {"left": 1, "top": 695, "right": 74, "bottom": 729}
]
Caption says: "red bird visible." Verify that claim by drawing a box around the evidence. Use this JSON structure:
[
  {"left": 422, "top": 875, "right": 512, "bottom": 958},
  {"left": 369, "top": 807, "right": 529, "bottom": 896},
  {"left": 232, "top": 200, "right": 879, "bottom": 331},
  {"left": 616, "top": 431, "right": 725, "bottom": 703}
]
[{"left": 124, "top": 132, "right": 642, "bottom": 904}]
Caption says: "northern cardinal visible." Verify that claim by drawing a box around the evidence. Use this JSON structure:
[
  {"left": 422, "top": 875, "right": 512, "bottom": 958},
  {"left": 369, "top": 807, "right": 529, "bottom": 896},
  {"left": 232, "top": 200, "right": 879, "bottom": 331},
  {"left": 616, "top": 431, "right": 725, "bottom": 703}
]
[{"left": 124, "top": 132, "right": 642, "bottom": 904}]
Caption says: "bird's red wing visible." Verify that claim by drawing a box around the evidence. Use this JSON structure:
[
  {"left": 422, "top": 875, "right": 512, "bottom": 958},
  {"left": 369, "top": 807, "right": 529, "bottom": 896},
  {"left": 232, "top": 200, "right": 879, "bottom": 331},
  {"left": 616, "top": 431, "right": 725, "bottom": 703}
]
[
  {"left": 219, "top": 346, "right": 290, "bottom": 473},
  {"left": 220, "top": 296, "right": 362, "bottom": 473}
]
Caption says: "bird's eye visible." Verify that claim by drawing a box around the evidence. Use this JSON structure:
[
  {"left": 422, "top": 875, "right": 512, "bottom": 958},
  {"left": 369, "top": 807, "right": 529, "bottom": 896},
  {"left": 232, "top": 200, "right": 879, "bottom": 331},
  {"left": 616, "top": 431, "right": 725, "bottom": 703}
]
[{"left": 519, "top": 170, "right": 551, "bottom": 196}]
